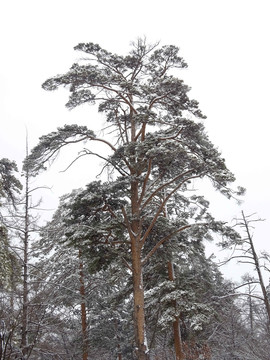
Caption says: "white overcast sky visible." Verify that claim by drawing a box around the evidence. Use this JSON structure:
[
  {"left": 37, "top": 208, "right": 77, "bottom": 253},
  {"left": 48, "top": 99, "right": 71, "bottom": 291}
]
[{"left": 1, "top": 0, "right": 270, "bottom": 280}]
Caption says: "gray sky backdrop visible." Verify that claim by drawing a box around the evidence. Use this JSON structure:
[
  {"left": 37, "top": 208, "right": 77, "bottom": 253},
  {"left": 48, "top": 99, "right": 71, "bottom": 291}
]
[{"left": 1, "top": 0, "right": 269, "bottom": 281}]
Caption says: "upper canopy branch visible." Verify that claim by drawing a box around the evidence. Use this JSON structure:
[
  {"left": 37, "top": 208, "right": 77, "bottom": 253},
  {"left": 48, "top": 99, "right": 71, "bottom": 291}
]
[
  {"left": 36, "top": 40, "right": 243, "bottom": 288},
  {"left": 25, "top": 124, "right": 114, "bottom": 176},
  {"left": 141, "top": 169, "right": 195, "bottom": 210},
  {"left": 142, "top": 224, "right": 192, "bottom": 265},
  {"left": 141, "top": 173, "right": 202, "bottom": 247}
]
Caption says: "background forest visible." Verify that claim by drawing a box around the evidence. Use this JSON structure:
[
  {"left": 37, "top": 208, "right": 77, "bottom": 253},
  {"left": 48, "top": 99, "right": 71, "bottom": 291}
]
[{"left": 1, "top": 38, "right": 270, "bottom": 360}]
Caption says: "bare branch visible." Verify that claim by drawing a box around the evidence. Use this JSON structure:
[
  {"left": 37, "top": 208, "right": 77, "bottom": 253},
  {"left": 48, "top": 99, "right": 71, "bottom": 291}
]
[{"left": 122, "top": 257, "right": 132, "bottom": 272}]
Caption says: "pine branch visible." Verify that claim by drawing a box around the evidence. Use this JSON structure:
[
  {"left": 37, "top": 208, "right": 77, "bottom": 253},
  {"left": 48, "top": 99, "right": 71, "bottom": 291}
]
[
  {"left": 141, "top": 173, "right": 201, "bottom": 247},
  {"left": 142, "top": 224, "right": 192, "bottom": 265}
]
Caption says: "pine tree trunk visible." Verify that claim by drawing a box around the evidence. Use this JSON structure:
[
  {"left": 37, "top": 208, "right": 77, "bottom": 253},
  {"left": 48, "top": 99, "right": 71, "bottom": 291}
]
[
  {"left": 131, "top": 241, "right": 148, "bottom": 360},
  {"left": 168, "top": 261, "right": 185, "bottom": 360},
  {"left": 130, "top": 178, "right": 149, "bottom": 360},
  {"left": 79, "top": 250, "right": 88, "bottom": 360},
  {"left": 248, "top": 284, "right": 254, "bottom": 336},
  {"left": 117, "top": 346, "right": 123, "bottom": 360},
  {"left": 21, "top": 163, "right": 29, "bottom": 357},
  {"left": 21, "top": 258, "right": 28, "bottom": 356},
  {"left": 10, "top": 258, "right": 15, "bottom": 315}
]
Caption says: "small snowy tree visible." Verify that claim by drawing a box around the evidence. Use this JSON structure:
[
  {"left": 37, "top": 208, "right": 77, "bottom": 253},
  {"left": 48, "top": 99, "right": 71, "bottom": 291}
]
[
  {"left": 0, "top": 158, "right": 22, "bottom": 359},
  {"left": 30, "top": 187, "right": 132, "bottom": 359},
  {"left": 221, "top": 211, "right": 270, "bottom": 324}
]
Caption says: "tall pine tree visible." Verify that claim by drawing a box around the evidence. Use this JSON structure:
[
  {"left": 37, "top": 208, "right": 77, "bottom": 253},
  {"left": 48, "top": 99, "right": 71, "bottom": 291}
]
[{"left": 25, "top": 39, "right": 243, "bottom": 359}]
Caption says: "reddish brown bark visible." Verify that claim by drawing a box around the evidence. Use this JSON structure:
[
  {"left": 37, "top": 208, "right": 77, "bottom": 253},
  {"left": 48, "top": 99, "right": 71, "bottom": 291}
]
[
  {"left": 131, "top": 241, "right": 148, "bottom": 359},
  {"left": 79, "top": 250, "right": 88, "bottom": 360},
  {"left": 117, "top": 344, "right": 123, "bottom": 360},
  {"left": 183, "top": 341, "right": 211, "bottom": 359},
  {"left": 130, "top": 177, "right": 149, "bottom": 360},
  {"left": 168, "top": 261, "right": 185, "bottom": 360}
]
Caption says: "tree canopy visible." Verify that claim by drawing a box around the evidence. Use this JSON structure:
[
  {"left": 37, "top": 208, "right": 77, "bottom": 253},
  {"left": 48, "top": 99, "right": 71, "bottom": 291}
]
[{"left": 24, "top": 38, "right": 245, "bottom": 359}]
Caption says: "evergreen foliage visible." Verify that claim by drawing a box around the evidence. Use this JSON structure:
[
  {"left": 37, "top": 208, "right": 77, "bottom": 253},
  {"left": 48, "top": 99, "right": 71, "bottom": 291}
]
[
  {"left": 0, "top": 158, "right": 22, "bottom": 205},
  {"left": 21, "top": 39, "right": 251, "bottom": 359},
  {"left": 0, "top": 158, "right": 22, "bottom": 288}
]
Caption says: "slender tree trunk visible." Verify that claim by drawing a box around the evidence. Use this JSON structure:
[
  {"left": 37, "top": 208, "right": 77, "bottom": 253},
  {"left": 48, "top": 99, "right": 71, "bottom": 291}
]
[
  {"left": 131, "top": 241, "right": 148, "bottom": 360},
  {"left": 131, "top": 178, "right": 149, "bottom": 360},
  {"left": 164, "top": 194, "right": 185, "bottom": 360},
  {"left": 10, "top": 258, "right": 15, "bottom": 315},
  {"left": 168, "top": 262, "right": 185, "bottom": 360},
  {"left": 115, "top": 319, "right": 123, "bottom": 360},
  {"left": 21, "top": 148, "right": 29, "bottom": 357},
  {"left": 0, "top": 321, "right": 3, "bottom": 360},
  {"left": 79, "top": 250, "right": 88, "bottom": 360},
  {"left": 241, "top": 211, "right": 270, "bottom": 323},
  {"left": 249, "top": 290, "right": 254, "bottom": 335},
  {"left": 21, "top": 229, "right": 29, "bottom": 357},
  {"left": 117, "top": 343, "right": 122, "bottom": 360}
]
